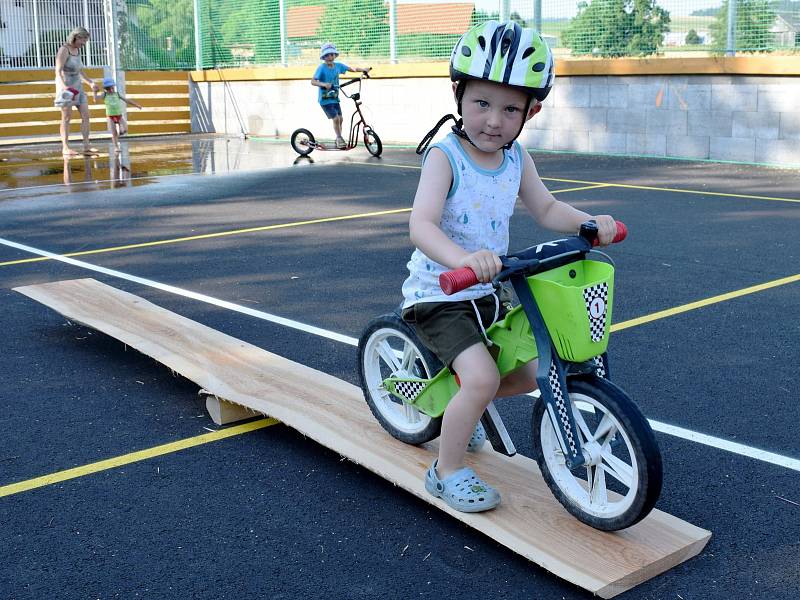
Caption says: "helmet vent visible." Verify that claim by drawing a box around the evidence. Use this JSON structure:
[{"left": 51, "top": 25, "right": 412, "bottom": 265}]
[
  {"left": 478, "top": 35, "right": 486, "bottom": 50},
  {"left": 461, "top": 46, "right": 471, "bottom": 57},
  {"left": 501, "top": 29, "right": 514, "bottom": 55},
  {"left": 532, "top": 62, "right": 546, "bottom": 72},
  {"left": 522, "top": 47, "right": 534, "bottom": 59}
]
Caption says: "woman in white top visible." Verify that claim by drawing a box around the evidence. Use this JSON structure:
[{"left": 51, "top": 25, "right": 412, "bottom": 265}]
[{"left": 54, "top": 27, "right": 100, "bottom": 157}]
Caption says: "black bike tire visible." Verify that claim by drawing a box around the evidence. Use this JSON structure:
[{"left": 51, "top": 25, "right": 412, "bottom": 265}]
[
  {"left": 357, "top": 313, "right": 442, "bottom": 444},
  {"left": 291, "top": 128, "right": 315, "bottom": 156},
  {"left": 364, "top": 128, "right": 382, "bottom": 157},
  {"left": 532, "top": 375, "right": 663, "bottom": 531}
]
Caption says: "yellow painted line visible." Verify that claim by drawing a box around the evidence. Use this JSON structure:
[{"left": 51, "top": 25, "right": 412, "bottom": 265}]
[
  {"left": 0, "top": 207, "right": 413, "bottom": 267},
  {"left": 611, "top": 273, "right": 800, "bottom": 332},
  {"left": 0, "top": 185, "right": 606, "bottom": 268},
  {"left": 542, "top": 176, "right": 800, "bottom": 204},
  {"left": 552, "top": 184, "right": 612, "bottom": 194},
  {"left": 357, "top": 162, "right": 800, "bottom": 203},
  {"left": 0, "top": 418, "right": 278, "bottom": 499}
]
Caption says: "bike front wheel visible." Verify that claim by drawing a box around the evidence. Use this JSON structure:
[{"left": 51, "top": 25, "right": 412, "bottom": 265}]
[
  {"left": 357, "top": 313, "right": 442, "bottom": 444},
  {"left": 291, "top": 128, "right": 315, "bottom": 156},
  {"left": 533, "top": 376, "right": 662, "bottom": 531},
  {"left": 364, "top": 128, "right": 382, "bottom": 157}
]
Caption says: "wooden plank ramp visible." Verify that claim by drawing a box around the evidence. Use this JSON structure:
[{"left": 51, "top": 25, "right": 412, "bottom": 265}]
[{"left": 15, "top": 278, "right": 710, "bottom": 598}]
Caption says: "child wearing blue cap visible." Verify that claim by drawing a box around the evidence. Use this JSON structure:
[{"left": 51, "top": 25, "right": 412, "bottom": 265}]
[
  {"left": 94, "top": 78, "right": 142, "bottom": 152},
  {"left": 310, "top": 43, "right": 371, "bottom": 148}
]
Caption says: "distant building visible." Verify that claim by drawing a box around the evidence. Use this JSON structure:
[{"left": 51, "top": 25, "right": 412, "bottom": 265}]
[{"left": 771, "top": 13, "right": 800, "bottom": 47}]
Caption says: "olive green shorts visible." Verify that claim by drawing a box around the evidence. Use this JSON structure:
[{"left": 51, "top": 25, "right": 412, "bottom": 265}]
[{"left": 401, "top": 288, "right": 514, "bottom": 368}]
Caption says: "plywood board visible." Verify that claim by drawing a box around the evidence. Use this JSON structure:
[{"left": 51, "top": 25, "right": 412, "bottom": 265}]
[{"left": 15, "top": 278, "right": 711, "bottom": 598}]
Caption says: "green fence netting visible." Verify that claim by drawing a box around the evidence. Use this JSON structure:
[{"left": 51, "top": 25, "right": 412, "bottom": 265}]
[{"left": 1, "top": 1, "right": 797, "bottom": 71}]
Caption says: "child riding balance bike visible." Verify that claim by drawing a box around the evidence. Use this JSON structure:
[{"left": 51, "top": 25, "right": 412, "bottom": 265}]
[
  {"left": 357, "top": 21, "right": 662, "bottom": 531},
  {"left": 291, "top": 43, "right": 382, "bottom": 157}
]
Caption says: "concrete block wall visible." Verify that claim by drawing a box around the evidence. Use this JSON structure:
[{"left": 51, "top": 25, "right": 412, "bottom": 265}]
[{"left": 191, "top": 74, "right": 800, "bottom": 167}]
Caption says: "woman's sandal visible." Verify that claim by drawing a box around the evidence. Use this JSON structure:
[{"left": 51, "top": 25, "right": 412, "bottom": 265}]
[{"left": 424, "top": 460, "right": 500, "bottom": 513}]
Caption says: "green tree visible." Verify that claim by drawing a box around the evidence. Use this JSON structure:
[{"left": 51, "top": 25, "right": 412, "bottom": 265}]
[
  {"left": 136, "top": 0, "right": 196, "bottom": 68},
  {"left": 210, "top": 0, "right": 281, "bottom": 66},
  {"left": 709, "top": 0, "right": 776, "bottom": 53},
  {"left": 562, "top": 0, "right": 671, "bottom": 57},
  {"left": 685, "top": 29, "right": 702, "bottom": 45},
  {"left": 318, "top": 0, "right": 388, "bottom": 56}
]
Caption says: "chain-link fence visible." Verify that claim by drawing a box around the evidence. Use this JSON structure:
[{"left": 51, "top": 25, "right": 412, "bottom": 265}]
[
  {"left": 2, "top": 1, "right": 798, "bottom": 70},
  {"left": 203, "top": 0, "right": 800, "bottom": 67}
]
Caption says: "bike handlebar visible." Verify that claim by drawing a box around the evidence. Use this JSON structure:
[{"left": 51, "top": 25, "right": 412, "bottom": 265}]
[{"left": 439, "top": 220, "right": 627, "bottom": 296}]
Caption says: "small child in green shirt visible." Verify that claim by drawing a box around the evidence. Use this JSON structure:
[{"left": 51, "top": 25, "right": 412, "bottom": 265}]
[{"left": 94, "top": 77, "right": 142, "bottom": 152}]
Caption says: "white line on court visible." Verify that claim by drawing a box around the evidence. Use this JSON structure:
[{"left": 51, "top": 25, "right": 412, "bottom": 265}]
[{"left": 2, "top": 235, "right": 799, "bottom": 473}]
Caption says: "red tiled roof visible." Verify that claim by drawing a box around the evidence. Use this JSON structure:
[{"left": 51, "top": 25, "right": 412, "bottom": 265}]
[
  {"left": 287, "top": 3, "right": 475, "bottom": 39},
  {"left": 287, "top": 6, "right": 325, "bottom": 38},
  {"left": 396, "top": 3, "right": 474, "bottom": 35}
]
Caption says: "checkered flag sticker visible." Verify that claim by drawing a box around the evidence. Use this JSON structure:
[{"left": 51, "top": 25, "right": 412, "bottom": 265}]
[
  {"left": 548, "top": 360, "right": 577, "bottom": 456},
  {"left": 583, "top": 282, "right": 609, "bottom": 342},
  {"left": 592, "top": 355, "right": 607, "bottom": 379},
  {"left": 388, "top": 378, "right": 427, "bottom": 403}
]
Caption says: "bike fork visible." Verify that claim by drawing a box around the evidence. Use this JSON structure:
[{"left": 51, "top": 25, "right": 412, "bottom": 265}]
[{"left": 510, "top": 275, "right": 586, "bottom": 470}]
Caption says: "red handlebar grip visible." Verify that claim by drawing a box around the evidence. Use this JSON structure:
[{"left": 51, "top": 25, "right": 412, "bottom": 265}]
[
  {"left": 440, "top": 267, "right": 479, "bottom": 295},
  {"left": 593, "top": 220, "right": 627, "bottom": 246}
]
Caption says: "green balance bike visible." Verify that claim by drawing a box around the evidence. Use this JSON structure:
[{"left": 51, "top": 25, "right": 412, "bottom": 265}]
[{"left": 357, "top": 221, "right": 662, "bottom": 531}]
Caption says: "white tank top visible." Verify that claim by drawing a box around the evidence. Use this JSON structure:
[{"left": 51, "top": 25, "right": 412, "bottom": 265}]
[{"left": 402, "top": 133, "right": 524, "bottom": 308}]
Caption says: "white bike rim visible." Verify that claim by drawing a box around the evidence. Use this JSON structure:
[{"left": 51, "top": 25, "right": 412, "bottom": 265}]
[
  {"left": 363, "top": 327, "right": 434, "bottom": 434},
  {"left": 540, "top": 391, "right": 639, "bottom": 519}
]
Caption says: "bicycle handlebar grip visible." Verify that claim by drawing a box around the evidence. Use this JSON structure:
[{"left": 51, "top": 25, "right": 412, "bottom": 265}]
[
  {"left": 592, "top": 220, "right": 627, "bottom": 246},
  {"left": 439, "top": 267, "right": 479, "bottom": 295}
]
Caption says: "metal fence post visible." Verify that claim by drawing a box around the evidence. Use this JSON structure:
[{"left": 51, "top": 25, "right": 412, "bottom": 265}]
[
  {"left": 534, "top": 0, "right": 542, "bottom": 32},
  {"left": 103, "top": 0, "right": 122, "bottom": 91},
  {"left": 83, "top": 0, "right": 93, "bottom": 65},
  {"left": 193, "top": 0, "right": 203, "bottom": 70},
  {"left": 389, "top": 0, "right": 397, "bottom": 64},
  {"left": 279, "top": 0, "right": 287, "bottom": 66},
  {"left": 33, "top": 0, "right": 42, "bottom": 67},
  {"left": 726, "top": 0, "right": 737, "bottom": 56},
  {"left": 500, "top": 0, "right": 510, "bottom": 22}
]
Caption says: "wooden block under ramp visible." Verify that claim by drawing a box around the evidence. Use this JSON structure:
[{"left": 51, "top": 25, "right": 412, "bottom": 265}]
[
  {"left": 15, "top": 278, "right": 711, "bottom": 598},
  {"left": 200, "top": 389, "right": 259, "bottom": 425}
]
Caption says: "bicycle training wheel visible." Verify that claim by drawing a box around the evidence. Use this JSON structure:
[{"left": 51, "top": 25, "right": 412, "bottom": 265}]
[
  {"left": 357, "top": 313, "right": 442, "bottom": 444},
  {"left": 364, "top": 128, "right": 382, "bottom": 157},
  {"left": 532, "top": 376, "right": 662, "bottom": 531},
  {"left": 291, "top": 128, "right": 315, "bottom": 156}
]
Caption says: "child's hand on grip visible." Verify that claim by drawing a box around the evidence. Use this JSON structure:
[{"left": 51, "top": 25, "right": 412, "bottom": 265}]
[
  {"left": 592, "top": 215, "right": 618, "bottom": 247},
  {"left": 458, "top": 249, "right": 502, "bottom": 283}
]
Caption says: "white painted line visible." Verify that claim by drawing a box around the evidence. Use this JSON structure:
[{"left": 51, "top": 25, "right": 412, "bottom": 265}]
[
  {"left": 647, "top": 421, "right": 800, "bottom": 471},
  {"left": 3, "top": 235, "right": 799, "bottom": 473},
  {"left": 0, "top": 236, "right": 358, "bottom": 346}
]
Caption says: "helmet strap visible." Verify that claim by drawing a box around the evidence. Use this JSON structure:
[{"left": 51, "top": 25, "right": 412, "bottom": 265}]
[
  {"left": 416, "top": 113, "right": 458, "bottom": 155},
  {"left": 416, "top": 93, "right": 534, "bottom": 155}
]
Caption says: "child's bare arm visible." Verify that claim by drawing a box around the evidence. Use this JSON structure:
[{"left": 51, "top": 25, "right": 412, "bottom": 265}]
[
  {"left": 518, "top": 150, "right": 616, "bottom": 244},
  {"left": 311, "top": 78, "right": 331, "bottom": 89},
  {"left": 409, "top": 149, "right": 501, "bottom": 282},
  {"left": 347, "top": 66, "right": 371, "bottom": 74},
  {"left": 119, "top": 94, "right": 142, "bottom": 109}
]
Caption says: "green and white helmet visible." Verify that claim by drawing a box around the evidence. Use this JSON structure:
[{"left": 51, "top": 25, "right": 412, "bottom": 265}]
[{"left": 450, "top": 20, "right": 554, "bottom": 101}]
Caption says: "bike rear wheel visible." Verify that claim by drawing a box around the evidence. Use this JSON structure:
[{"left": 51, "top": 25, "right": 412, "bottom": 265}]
[
  {"left": 357, "top": 313, "right": 442, "bottom": 444},
  {"left": 532, "top": 376, "right": 662, "bottom": 531},
  {"left": 291, "top": 128, "right": 315, "bottom": 156},
  {"left": 364, "top": 128, "right": 382, "bottom": 157}
]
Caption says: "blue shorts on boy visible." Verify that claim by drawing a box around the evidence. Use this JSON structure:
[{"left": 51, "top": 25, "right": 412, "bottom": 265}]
[{"left": 314, "top": 61, "right": 349, "bottom": 114}]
